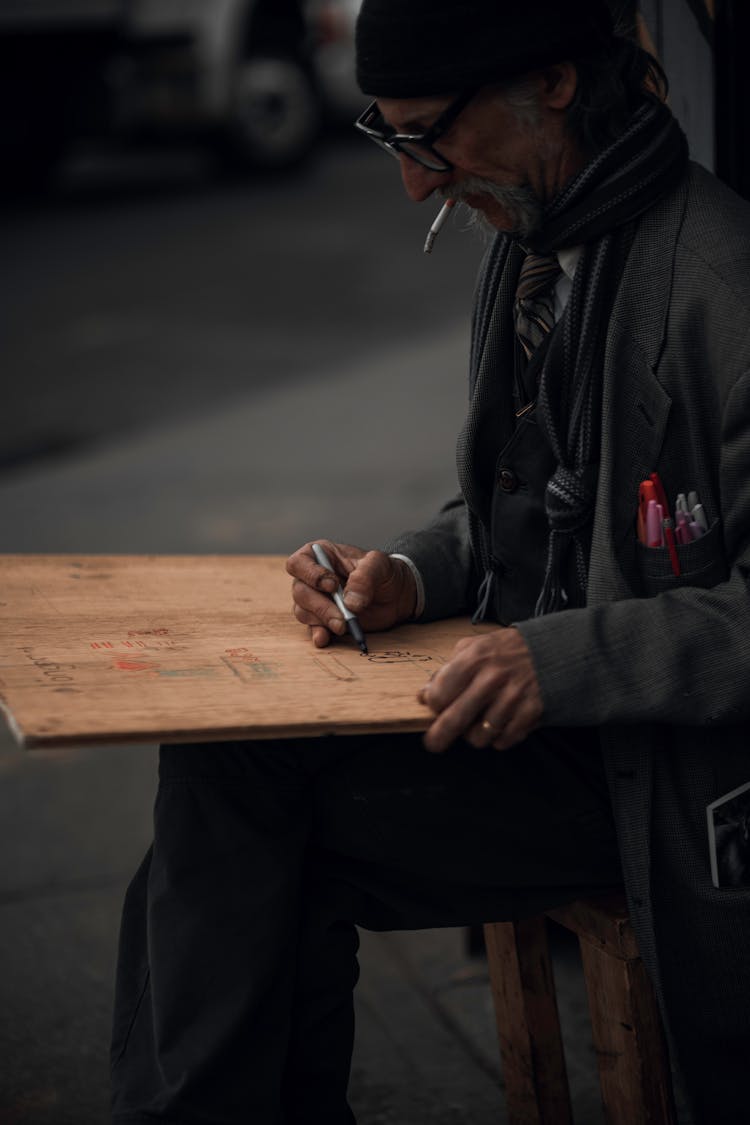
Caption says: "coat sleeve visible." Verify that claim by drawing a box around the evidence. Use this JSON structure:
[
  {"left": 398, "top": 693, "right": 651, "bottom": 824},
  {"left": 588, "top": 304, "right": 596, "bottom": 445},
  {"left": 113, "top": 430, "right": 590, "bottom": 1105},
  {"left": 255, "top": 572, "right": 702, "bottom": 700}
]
[
  {"left": 380, "top": 238, "right": 508, "bottom": 623},
  {"left": 384, "top": 494, "right": 480, "bottom": 622},
  {"left": 514, "top": 366, "right": 750, "bottom": 728}
]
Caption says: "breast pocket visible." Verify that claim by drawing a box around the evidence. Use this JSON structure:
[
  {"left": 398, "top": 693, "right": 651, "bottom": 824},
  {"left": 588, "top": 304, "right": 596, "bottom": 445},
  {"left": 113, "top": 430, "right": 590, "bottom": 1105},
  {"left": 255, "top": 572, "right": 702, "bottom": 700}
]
[{"left": 635, "top": 518, "right": 728, "bottom": 596}]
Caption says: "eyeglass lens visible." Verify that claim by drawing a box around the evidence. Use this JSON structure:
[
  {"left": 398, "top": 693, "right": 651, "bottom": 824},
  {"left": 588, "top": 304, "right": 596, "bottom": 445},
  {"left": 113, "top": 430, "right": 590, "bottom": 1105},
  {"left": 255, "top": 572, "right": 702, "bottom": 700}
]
[{"left": 359, "top": 106, "right": 451, "bottom": 171}]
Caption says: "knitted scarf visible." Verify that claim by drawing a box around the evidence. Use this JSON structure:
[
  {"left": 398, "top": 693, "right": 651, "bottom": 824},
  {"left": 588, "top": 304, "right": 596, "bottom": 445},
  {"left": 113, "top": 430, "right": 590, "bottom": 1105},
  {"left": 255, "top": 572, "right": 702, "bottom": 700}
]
[{"left": 525, "top": 96, "right": 688, "bottom": 615}]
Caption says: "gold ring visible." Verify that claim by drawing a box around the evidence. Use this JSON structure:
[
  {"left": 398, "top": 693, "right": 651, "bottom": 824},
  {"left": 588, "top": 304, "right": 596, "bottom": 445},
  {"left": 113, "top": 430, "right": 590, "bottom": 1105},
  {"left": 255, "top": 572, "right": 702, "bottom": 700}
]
[{"left": 481, "top": 719, "right": 498, "bottom": 734}]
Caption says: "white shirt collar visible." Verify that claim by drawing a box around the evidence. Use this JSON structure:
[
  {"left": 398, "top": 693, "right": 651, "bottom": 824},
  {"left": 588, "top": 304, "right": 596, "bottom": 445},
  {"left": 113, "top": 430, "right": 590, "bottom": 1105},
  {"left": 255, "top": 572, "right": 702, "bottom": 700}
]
[{"left": 557, "top": 245, "right": 583, "bottom": 281}]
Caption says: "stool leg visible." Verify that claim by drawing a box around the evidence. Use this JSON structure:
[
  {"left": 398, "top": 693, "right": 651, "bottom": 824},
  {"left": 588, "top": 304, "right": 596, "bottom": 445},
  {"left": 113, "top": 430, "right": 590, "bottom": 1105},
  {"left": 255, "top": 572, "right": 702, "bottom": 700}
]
[
  {"left": 484, "top": 918, "right": 573, "bottom": 1125},
  {"left": 578, "top": 939, "right": 677, "bottom": 1125}
]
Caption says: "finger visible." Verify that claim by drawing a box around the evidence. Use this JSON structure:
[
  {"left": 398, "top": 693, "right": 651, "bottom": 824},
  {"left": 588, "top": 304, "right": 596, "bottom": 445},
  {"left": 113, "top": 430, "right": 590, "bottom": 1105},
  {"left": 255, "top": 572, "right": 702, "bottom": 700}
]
[
  {"left": 422, "top": 678, "right": 498, "bottom": 753},
  {"left": 421, "top": 632, "right": 519, "bottom": 714},
  {"left": 467, "top": 663, "right": 543, "bottom": 749},
  {"left": 420, "top": 650, "right": 480, "bottom": 715},
  {"left": 311, "top": 625, "right": 332, "bottom": 649},
  {"left": 422, "top": 631, "right": 543, "bottom": 753},
  {"left": 416, "top": 672, "right": 436, "bottom": 706},
  {"left": 292, "top": 577, "right": 348, "bottom": 633},
  {"left": 467, "top": 714, "right": 509, "bottom": 749},
  {"left": 341, "top": 550, "right": 393, "bottom": 613},
  {"left": 286, "top": 542, "right": 341, "bottom": 594},
  {"left": 468, "top": 670, "right": 543, "bottom": 750},
  {"left": 490, "top": 695, "right": 542, "bottom": 751},
  {"left": 293, "top": 602, "right": 347, "bottom": 636}
]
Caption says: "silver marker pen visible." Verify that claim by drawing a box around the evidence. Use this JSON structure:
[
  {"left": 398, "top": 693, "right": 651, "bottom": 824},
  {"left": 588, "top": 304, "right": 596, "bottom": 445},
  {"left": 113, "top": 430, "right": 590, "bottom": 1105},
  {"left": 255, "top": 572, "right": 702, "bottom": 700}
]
[
  {"left": 423, "top": 198, "right": 455, "bottom": 254},
  {"left": 311, "top": 543, "right": 368, "bottom": 654}
]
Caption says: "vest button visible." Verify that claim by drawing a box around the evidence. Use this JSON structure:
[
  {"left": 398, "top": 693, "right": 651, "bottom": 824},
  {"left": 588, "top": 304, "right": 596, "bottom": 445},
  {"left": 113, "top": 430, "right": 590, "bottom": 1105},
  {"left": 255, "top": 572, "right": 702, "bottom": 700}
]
[{"left": 498, "top": 468, "right": 518, "bottom": 493}]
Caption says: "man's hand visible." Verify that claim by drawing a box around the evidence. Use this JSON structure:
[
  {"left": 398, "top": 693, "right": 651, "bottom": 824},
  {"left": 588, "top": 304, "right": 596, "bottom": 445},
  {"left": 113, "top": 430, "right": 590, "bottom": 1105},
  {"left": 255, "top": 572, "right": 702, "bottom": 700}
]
[
  {"left": 418, "top": 628, "right": 543, "bottom": 752},
  {"left": 287, "top": 541, "right": 417, "bottom": 648}
]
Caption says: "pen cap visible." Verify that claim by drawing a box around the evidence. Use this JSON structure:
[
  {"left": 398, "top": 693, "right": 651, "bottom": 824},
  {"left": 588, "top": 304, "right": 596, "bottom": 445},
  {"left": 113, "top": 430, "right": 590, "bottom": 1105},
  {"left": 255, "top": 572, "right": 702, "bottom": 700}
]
[
  {"left": 638, "top": 479, "right": 657, "bottom": 529},
  {"left": 311, "top": 542, "right": 335, "bottom": 572},
  {"left": 649, "top": 471, "right": 671, "bottom": 519},
  {"left": 691, "top": 502, "right": 709, "bottom": 532},
  {"left": 646, "top": 499, "right": 664, "bottom": 547}
]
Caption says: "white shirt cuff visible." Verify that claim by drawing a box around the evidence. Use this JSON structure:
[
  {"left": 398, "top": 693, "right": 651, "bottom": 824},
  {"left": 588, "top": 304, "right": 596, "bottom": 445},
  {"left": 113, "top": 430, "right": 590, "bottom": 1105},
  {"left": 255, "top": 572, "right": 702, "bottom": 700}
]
[{"left": 389, "top": 554, "right": 426, "bottom": 619}]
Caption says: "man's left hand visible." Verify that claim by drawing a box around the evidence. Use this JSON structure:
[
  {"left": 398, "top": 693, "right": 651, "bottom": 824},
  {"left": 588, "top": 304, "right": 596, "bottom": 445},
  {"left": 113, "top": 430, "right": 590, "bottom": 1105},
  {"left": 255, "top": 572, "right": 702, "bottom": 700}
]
[{"left": 418, "top": 628, "right": 543, "bottom": 753}]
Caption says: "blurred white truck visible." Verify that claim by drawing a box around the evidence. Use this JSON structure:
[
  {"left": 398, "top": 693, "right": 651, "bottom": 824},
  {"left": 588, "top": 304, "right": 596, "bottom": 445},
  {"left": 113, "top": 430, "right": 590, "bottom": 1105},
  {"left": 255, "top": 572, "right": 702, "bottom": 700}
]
[{"left": 0, "top": 0, "right": 324, "bottom": 189}]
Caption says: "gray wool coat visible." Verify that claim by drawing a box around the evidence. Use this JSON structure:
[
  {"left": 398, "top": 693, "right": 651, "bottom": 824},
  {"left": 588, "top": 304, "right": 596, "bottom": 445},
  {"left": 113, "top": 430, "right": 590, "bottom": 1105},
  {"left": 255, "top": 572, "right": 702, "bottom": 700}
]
[{"left": 388, "top": 162, "right": 750, "bottom": 1120}]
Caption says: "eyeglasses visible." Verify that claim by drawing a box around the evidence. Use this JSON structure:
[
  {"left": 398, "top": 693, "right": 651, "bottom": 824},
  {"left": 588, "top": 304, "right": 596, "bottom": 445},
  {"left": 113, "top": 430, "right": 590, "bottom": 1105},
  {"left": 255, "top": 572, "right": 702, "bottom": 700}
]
[{"left": 354, "top": 89, "right": 476, "bottom": 173}]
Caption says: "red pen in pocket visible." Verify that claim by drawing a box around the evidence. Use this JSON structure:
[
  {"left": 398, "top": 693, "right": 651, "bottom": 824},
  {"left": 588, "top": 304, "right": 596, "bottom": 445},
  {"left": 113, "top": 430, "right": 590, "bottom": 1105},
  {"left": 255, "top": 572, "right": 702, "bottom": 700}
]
[
  {"left": 637, "top": 479, "right": 657, "bottom": 544},
  {"left": 649, "top": 471, "right": 681, "bottom": 577}
]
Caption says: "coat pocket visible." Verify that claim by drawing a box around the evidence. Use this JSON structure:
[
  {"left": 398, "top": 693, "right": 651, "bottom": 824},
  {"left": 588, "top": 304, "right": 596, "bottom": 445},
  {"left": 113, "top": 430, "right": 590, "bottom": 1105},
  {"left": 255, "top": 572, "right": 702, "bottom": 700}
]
[{"left": 635, "top": 518, "right": 728, "bottom": 596}]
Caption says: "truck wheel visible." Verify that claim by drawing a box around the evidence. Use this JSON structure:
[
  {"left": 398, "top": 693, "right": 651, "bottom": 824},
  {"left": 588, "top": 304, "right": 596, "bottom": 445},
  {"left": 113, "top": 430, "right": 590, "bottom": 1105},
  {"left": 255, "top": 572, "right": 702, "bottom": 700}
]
[{"left": 221, "top": 54, "right": 321, "bottom": 172}]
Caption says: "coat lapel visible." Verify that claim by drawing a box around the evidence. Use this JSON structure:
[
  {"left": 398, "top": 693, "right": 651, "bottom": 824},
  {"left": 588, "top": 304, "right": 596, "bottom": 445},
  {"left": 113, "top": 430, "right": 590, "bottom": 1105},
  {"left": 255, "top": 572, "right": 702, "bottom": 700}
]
[{"left": 588, "top": 173, "right": 690, "bottom": 605}]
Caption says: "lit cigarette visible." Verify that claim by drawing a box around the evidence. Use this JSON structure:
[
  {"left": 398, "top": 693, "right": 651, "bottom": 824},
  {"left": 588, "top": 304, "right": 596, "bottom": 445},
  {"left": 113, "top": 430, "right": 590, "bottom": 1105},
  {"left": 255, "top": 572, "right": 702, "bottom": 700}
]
[{"left": 423, "top": 198, "right": 455, "bottom": 254}]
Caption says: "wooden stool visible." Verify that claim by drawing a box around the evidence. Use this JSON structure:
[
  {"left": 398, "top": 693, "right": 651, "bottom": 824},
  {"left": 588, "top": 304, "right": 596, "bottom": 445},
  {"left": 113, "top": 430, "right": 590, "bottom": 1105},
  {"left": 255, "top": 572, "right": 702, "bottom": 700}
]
[{"left": 483, "top": 893, "right": 677, "bottom": 1125}]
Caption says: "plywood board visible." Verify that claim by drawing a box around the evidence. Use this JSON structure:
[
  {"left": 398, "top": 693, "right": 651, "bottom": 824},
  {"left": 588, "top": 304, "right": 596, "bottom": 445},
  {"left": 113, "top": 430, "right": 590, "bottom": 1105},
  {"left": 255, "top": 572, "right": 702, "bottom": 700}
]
[{"left": 0, "top": 555, "right": 493, "bottom": 750}]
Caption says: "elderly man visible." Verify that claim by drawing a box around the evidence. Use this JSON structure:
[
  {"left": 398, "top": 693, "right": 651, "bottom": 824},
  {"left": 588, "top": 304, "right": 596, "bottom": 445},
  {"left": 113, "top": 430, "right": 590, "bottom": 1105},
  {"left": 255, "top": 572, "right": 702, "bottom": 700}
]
[{"left": 111, "top": 2, "right": 750, "bottom": 1123}]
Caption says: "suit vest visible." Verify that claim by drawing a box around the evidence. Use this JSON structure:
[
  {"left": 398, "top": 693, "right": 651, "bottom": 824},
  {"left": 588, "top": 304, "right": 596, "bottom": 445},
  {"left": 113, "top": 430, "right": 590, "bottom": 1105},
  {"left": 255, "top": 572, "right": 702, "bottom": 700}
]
[{"left": 473, "top": 333, "right": 584, "bottom": 624}]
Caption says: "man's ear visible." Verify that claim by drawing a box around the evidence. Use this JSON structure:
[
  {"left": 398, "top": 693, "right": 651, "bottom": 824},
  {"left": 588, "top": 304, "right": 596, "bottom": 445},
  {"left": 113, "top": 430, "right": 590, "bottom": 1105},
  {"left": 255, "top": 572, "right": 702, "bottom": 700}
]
[{"left": 539, "top": 61, "right": 579, "bottom": 111}]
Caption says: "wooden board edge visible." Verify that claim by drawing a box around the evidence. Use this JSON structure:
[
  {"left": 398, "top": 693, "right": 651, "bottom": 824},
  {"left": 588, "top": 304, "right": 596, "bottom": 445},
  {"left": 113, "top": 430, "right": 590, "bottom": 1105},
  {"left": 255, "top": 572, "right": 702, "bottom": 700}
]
[{"left": 14, "top": 716, "right": 434, "bottom": 752}]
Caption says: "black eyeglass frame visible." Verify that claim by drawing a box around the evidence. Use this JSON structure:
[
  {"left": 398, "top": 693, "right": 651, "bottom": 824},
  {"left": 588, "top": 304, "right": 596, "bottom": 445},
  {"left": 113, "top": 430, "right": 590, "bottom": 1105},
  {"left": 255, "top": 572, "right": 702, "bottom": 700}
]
[{"left": 354, "top": 89, "right": 476, "bottom": 173}]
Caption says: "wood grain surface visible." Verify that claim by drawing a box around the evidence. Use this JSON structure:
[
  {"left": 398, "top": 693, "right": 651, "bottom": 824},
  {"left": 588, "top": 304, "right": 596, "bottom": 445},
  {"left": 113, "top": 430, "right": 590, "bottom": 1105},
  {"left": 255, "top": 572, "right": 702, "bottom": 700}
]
[{"left": 0, "top": 555, "right": 493, "bottom": 750}]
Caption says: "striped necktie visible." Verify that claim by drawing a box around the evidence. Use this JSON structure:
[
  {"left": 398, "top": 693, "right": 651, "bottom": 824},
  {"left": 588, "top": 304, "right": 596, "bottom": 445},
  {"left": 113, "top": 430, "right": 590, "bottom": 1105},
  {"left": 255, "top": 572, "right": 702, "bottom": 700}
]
[{"left": 513, "top": 252, "right": 563, "bottom": 360}]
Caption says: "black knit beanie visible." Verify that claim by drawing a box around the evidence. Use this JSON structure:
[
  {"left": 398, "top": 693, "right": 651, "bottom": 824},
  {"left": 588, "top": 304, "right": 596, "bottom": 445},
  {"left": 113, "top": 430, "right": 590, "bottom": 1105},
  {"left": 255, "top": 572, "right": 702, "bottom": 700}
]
[{"left": 356, "top": 0, "right": 615, "bottom": 97}]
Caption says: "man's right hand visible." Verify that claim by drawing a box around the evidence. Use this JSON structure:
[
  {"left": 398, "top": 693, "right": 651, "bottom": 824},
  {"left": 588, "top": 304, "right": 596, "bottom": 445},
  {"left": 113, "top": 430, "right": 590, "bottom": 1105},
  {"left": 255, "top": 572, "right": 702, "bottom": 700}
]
[{"left": 287, "top": 541, "right": 418, "bottom": 648}]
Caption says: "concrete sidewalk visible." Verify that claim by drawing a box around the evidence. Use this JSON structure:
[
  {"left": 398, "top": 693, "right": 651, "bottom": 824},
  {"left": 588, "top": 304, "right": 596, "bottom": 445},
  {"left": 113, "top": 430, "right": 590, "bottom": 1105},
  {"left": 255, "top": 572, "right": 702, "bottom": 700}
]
[{"left": 0, "top": 322, "right": 606, "bottom": 1124}]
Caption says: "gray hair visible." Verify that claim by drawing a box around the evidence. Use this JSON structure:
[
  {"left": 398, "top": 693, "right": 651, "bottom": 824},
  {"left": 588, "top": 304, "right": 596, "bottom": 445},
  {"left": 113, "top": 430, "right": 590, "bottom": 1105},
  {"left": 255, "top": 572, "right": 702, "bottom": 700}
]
[
  {"left": 568, "top": 35, "right": 668, "bottom": 151},
  {"left": 495, "top": 35, "right": 668, "bottom": 155}
]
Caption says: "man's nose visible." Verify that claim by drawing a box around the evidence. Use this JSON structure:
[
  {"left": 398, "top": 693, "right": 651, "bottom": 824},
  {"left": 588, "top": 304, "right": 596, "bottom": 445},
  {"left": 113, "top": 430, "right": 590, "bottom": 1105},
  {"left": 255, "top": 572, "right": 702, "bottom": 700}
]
[{"left": 399, "top": 155, "right": 449, "bottom": 202}]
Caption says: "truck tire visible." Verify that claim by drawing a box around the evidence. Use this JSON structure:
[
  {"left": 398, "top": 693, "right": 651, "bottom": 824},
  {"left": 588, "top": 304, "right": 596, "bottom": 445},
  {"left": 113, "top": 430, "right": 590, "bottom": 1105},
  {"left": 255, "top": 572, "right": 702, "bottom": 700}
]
[{"left": 221, "top": 53, "right": 321, "bottom": 172}]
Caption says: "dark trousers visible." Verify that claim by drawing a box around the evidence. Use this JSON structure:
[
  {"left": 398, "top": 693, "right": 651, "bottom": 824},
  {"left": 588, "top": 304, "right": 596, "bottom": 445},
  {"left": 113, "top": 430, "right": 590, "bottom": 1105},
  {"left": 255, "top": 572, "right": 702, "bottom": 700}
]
[{"left": 110, "top": 730, "right": 621, "bottom": 1124}]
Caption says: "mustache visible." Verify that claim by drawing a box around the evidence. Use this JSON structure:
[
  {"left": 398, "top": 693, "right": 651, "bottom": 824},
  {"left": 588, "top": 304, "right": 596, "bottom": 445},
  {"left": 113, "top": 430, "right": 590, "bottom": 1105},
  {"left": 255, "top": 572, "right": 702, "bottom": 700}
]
[{"left": 440, "top": 176, "right": 543, "bottom": 237}]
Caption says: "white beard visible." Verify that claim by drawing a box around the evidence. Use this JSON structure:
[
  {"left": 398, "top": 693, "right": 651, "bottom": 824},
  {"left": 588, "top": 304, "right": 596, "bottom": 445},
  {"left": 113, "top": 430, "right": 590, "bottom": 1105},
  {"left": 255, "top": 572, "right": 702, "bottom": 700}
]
[{"left": 445, "top": 176, "right": 544, "bottom": 240}]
